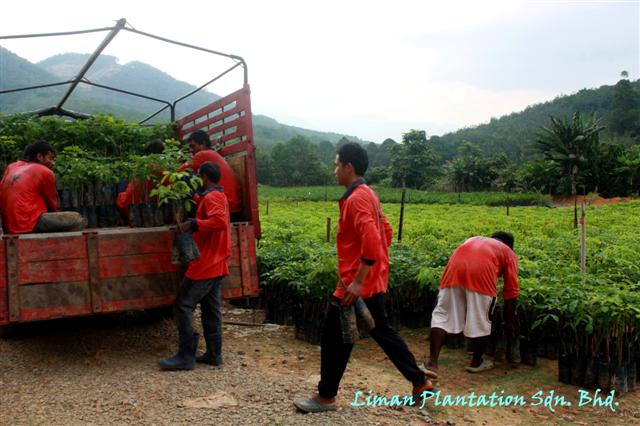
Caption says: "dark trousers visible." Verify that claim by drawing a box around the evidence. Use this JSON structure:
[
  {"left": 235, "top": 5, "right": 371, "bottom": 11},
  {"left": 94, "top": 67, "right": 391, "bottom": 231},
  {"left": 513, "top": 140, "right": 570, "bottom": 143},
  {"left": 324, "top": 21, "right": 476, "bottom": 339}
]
[
  {"left": 175, "top": 277, "right": 222, "bottom": 342},
  {"left": 318, "top": 292, "right": 426, "bottom": 398}
]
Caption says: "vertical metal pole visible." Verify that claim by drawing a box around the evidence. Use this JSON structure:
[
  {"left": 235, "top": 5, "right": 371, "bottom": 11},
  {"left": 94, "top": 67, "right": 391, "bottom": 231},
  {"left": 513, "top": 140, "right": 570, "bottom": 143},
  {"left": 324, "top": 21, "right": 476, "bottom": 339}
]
[
  {"left": 580, "top": 202, "right": 586, "bottom": 273},
  {"left": 398, "top": 188, "right": 406, "bottom": 242},
  {"left": 326, "top": 217, "right": 331, "bottom": 243}
]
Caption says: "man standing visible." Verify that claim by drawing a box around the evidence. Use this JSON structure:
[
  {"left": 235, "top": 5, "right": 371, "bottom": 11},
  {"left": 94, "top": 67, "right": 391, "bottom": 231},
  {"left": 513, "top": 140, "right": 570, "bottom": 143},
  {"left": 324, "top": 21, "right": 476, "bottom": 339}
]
[
  {"left": 178, "top": 130, "right": 242, "bottom": 215},
  {"left": 159, "top": 162, "right": 231, "bottom": 370},
  {"left": 0, "top": 140, "right": 83, "bottom": 234},
  {"left": 294, "top": 143, "right": 433, "bottom": 413},
  {"left": 424, "top": 232, "right": 519, "bottom": 377}
]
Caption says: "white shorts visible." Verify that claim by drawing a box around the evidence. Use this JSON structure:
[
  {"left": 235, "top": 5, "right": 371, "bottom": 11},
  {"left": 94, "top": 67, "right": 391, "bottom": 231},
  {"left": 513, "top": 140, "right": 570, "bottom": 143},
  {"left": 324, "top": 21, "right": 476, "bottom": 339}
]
[{"left": 430, "top": 287, "right": 496, "bottom": 338}]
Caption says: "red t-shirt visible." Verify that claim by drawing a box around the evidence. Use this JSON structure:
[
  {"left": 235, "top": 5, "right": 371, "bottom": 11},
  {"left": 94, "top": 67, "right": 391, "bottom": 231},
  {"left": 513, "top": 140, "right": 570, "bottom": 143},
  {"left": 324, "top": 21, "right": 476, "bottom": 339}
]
[
  {"left": 116, "top": 179, "right": 156, "bottom": 216},
  {"left": 185, "top": 187, "right": 231, "bottom": 281},
  {"left": 0, "top": 160, "right": 59, "bottom": 234},
  {"left": 178, "top": 150, "right": 242, "bottom": 213},
  {"left": 439, "top": 236, "right": 519, "bottom": 300},
  {"left": 333, "top": 180, "right": 393, "bottom": 299}
]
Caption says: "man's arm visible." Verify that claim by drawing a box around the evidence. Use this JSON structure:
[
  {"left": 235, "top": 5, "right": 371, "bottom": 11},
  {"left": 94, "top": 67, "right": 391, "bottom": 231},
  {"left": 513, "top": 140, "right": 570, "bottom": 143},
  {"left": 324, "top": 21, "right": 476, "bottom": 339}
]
[
  {"left": 341, "top": 197, "right": 381, "bottom": 305},
  {"left": 381, "top": 212, "right": 393, "bottom": 246},
  {"left": 341, "top": 262, "right": 371, "bottom": 306},
  {"left": 188, "top": 194, "right": 228, "bottom": 232},
  {"left": 42, "top": 171, "right": 59, "bottom": 212}
]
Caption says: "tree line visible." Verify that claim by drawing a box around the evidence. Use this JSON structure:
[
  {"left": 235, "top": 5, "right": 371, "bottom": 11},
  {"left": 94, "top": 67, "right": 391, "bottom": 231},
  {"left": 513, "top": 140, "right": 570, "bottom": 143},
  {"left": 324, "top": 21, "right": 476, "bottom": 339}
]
[{"left": 256, "top": 75, "right": 640, "bottom": 197}]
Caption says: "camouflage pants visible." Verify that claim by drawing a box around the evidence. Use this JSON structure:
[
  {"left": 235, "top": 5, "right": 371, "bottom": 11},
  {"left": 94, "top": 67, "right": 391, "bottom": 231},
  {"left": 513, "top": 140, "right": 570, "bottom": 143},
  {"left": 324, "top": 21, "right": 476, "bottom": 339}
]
[{"left": 33, "top": 212, "right": 85, "bottom": 233}]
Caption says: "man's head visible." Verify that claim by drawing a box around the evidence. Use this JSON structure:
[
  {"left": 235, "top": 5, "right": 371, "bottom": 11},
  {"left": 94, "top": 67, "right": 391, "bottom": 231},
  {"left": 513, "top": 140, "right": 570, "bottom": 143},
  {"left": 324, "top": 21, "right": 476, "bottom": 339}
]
[
  {"left": 335, "top": 142, "right": 368, "bottom": 187},
  {"left": 491, "top": 231, "right": 515, "bottom": 251},
  {"left": 145, "top": 139, "right": 164, "bottom": 155},
  {"left": 24, "top": 140, "right": 56, "bottom": 169},
  {"left": 186, "top": 130, "right": 211, "bottom": 155},
  {"left": 198, "top": 161, "right": 221, "bottom": 187}
]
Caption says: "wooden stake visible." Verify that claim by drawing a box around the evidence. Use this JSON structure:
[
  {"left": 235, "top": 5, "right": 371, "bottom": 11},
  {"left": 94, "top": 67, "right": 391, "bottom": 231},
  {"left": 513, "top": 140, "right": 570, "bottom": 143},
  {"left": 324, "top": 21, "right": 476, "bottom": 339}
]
[
  {"left": 326, "top": 217, "right": 331, "bottom": 243},
  {"left": 398, "top": 188, "right": 406, "bottom": 242},
  {"left": 266, "top": 199, "right": 269, "bottom": 215},
  {"left": 580, "top": 202, "right": 586, "bottom": 273}
]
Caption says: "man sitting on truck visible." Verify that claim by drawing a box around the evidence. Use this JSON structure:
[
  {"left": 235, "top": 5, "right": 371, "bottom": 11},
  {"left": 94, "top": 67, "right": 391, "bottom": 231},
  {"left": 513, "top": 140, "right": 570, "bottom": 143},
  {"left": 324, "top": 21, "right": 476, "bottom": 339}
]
[
  {"left": 178, "top": 130, "right": 242, "bottom": 216},
  {"left": 0, "top": 140, "right": 84, "bottom": 234},
  {"left": 159, "top": 161, "right": 231, "bottom": 371}
]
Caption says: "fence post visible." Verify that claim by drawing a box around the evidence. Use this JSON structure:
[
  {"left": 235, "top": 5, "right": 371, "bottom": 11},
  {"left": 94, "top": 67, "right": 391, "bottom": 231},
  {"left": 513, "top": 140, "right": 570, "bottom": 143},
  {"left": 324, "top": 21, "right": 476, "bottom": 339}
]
[
  {"left": 398, "top": 188, "right": 406, "bottom": 242},
  {"left": 580, "top": 202, "right": 586, "bottom": 273},
  {"left": 266, "top": 199, "right": 269, "bottom": 216},
  {"left": 326, "top": 217, "right": 331, "bottom": 243}
]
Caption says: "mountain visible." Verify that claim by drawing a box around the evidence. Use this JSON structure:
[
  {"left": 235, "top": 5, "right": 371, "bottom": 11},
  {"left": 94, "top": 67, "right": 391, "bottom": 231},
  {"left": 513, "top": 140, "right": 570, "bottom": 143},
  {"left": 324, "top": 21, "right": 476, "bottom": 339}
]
[
  {"left": 253, "top": 114, "right": 367, "bottom": 149},
  {"left": 429, "top": 80, "right": 640, "bottom": 164},
  {"left": 0, "top": 47, "right": 364, "bottom": 147}
]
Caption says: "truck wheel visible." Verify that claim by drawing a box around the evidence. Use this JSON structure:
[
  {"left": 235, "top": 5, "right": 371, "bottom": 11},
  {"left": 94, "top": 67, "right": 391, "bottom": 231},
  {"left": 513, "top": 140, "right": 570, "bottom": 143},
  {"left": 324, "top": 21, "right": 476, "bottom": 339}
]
[
  {"left": 145, "top": 306, "right": 174, "bottom": 320},
  {"left": 0, "top": 324, "right": 17, "bottom": 339}
]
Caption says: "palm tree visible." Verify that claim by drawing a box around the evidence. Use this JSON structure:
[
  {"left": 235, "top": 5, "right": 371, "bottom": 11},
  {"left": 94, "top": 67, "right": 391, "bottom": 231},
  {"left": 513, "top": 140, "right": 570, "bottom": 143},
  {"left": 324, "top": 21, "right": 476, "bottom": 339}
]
[{"left": 536, "top": 112, "right": 605, "bottom": 228}]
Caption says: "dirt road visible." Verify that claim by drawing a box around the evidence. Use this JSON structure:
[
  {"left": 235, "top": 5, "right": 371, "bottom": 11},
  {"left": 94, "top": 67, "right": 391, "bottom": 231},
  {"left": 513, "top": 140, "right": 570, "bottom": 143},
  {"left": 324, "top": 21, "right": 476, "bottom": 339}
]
[{"left": 1, "top": 305, "right": 638, "bottom": 425}]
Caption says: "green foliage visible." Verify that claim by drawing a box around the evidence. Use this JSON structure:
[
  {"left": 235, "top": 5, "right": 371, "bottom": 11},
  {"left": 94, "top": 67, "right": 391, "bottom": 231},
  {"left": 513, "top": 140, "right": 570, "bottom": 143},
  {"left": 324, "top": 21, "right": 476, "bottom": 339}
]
[
  {"left": 390, "top": 129, "right": 440, "bottom": 189},
  {"left": 536, "top": 112, "right": 605, "bottom": 197},
  {"left": 258, "top": 199, "right": 640, "bottom": 344},
  {"left": 151, "top": 170, "right": 201, "bottom": 222},
  {"left": 259, "top": 185, "right": 550, "bottom": 206},
  {"left": 266, "top": 135, "right": 331, "bottom": 186}
]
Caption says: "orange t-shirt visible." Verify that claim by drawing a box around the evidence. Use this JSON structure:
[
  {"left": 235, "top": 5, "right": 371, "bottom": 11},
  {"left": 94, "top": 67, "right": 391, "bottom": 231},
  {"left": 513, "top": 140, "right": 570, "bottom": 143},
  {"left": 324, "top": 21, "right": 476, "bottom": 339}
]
[
  {"left": 333, "top": 179, "right": 393, "bottom": 299},
  {"left": 178, "top": 150, "right": 242, "bottom": 213},
  {"left": 439, "top": 236, "right": 519, "bottom": 300},
  {"left": 0, "top": 161, "right": 58, "bottom": 234},
  {"left": 185, "top": 187, "right": 231, "bottom": 281}
]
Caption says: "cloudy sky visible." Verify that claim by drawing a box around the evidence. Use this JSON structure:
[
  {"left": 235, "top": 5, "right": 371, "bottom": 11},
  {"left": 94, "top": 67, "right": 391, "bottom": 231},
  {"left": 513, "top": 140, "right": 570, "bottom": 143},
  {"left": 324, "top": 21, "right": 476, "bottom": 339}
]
[{"left": 1, "top": 0, "right": 638, "bottom": 142}]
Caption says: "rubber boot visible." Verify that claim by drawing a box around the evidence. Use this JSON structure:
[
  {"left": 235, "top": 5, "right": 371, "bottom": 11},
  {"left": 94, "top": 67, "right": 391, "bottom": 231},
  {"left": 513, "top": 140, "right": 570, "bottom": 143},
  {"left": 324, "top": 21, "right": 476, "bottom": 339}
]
[
  {"left": 196, "top": 333, "right": 222, "bottom": 366},
  {"left": 159, "top": 333, "right": 199, "bottom": 370}
]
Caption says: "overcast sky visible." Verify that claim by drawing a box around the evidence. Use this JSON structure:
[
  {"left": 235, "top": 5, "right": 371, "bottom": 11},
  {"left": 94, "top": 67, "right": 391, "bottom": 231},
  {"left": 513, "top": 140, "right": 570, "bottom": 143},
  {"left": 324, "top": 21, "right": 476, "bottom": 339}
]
[{"left": 1, "top": 0, "right": 638, "bottom": 142}]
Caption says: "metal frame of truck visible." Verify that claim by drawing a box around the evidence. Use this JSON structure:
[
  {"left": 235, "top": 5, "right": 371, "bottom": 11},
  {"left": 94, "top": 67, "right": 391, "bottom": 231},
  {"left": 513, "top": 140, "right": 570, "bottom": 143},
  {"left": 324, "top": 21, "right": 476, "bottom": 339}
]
[{"left": 0, "top": 19, "right": 260, "bottom": 331}]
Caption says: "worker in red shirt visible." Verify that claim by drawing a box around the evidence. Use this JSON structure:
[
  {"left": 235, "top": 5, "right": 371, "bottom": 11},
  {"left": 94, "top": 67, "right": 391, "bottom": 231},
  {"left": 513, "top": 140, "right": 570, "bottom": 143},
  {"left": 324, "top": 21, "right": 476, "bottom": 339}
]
[
  {"left": 424, "top": 233, "right": 519, "bottom": 377},
  {"left": 294, "top": 143, "right": 434, "bottom": 413},
  {"left": 159, "top": 162, "right": 231, "bottom": 371},
  {"left": 0, "top": 141, "right": 83, "bottom": 234},
  {"left": 116, "top": 140, "right": 164, "bottom": 218},
  {"left": 177, "top": 130, "right": 242, "bottom": 216}
]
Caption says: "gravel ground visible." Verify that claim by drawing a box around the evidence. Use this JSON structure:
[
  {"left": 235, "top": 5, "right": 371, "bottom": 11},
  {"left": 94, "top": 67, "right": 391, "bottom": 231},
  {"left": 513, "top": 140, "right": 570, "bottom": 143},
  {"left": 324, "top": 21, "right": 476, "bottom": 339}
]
[
  {"left": 1, "top": 305, "right": 638, "bottom": 425},
  {"left": 0, "top": 305, "right": 435, "bottom": 426}
]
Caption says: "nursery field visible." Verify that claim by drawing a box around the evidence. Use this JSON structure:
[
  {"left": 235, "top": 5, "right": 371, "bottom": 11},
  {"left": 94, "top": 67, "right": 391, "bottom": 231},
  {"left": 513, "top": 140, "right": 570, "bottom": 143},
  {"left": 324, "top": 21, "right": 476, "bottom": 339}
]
[{"left": 256, "top": 198, "right": 640, "bottom": 396}]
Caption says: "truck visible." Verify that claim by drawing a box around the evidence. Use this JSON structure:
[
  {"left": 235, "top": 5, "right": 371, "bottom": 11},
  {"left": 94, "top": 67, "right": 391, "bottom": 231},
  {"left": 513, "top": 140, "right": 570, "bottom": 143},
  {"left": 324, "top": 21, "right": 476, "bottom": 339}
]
[{"left": 0, "top": 19, "right": 260, "bottom": 335}]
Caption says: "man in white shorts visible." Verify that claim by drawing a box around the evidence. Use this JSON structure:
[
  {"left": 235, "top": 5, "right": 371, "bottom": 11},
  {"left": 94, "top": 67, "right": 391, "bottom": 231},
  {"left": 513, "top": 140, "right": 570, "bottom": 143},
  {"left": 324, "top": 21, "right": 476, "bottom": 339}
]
[{"left": 424, "top": 232, "right": 519, "bottom": 376}]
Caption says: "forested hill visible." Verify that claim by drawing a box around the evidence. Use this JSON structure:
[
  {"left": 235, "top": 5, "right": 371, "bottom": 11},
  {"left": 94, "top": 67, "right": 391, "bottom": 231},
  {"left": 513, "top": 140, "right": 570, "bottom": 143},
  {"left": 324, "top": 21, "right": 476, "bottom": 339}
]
[
  {"left": 430, "top": 80, "right": 640, "bottom": 164},
  {"left": 0, "top": 47, "right": 365, "bottom": 147}
]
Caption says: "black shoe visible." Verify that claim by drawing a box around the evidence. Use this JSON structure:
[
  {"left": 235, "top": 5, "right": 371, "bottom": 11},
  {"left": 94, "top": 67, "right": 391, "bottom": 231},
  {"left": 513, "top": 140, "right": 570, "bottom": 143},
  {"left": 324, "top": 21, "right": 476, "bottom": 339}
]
[
  {"left": 160, "top": 333, "right": 199, "bottom": 370},
  {"left": 196, "top": 333, "right": 222, "bottom": 366}
]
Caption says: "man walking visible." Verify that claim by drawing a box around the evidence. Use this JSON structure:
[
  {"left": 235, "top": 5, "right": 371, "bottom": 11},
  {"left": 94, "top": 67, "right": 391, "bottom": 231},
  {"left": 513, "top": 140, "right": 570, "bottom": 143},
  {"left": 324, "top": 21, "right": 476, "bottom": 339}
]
[
  {"left": 424, "top": 232, "right": 519, "bottom": 377},
  {"left": 159, "top": 162, "right": 231, "bottom": 370},
  {"left": 294, "top": 143, "right": 433, "bottom": 413}
]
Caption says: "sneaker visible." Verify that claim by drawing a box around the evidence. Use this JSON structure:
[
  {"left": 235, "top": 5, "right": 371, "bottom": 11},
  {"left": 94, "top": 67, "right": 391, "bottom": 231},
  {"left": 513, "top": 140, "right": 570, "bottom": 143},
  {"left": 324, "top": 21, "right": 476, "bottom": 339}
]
[
  {"left": 418, "top": 363, "right": 439, "bottom": 379},
  {"left": 411, "top": 379, "right": 436, "bottom": 405},
  {"left": 294, "top": 395, "right": 337, "bottom": 413},
  {"left": 465, "top": 359, "right": 494, "bottom": 373}
]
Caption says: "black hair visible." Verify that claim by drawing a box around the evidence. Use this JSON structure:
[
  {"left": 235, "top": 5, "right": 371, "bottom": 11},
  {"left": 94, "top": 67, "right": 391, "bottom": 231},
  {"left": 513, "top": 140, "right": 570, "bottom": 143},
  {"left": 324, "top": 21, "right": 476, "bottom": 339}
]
[
  {"left": 199, "top": 161, "right": 221, "bottom": 184},
  {"left": 337, "top": 142, "right": 368, "bottom": 176},
  {"left": 24, "top": 140, "right": 56, "bottom": 162},
  {"left": 144, "top": 139, "right": 164, "bottom": 154},
  {"left": 491, "top": 231, "right": 515, "bottom": 251},
  {"left": 187, "top": 130, "right": 211, "bottom": 148}
]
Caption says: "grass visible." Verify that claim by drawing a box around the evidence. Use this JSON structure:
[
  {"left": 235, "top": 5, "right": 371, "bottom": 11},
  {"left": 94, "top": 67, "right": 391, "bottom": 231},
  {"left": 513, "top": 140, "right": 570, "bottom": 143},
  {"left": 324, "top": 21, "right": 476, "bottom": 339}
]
[{"left": 258, "top": 185, "right": 551, "bottom": 206}]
